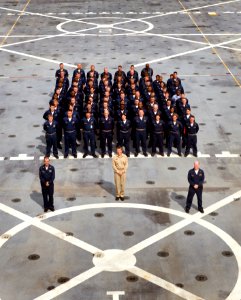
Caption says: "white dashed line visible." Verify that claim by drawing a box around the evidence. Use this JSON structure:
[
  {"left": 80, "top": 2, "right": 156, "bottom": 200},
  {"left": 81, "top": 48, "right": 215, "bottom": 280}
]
[
  {"left": 215, "top": 151, "right": 240, "bottom": 158},
  {"left": 9, "top": 154, "right": 34, "bottom": 161}
]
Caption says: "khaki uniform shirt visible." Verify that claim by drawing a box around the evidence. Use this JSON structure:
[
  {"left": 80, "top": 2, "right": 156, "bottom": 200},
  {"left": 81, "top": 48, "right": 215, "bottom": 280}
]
[{"left": 112, "top": 154, "right": 128, "bottom": 174}]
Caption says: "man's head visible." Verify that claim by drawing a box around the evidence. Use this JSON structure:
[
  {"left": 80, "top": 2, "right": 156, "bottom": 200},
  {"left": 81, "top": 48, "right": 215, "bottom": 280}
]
[
  {"left": 44, "top": 156, "right": 50, "bottom": 167},
  {"left": 194, "top": 160, "right": 200, "bottom": 170},
  {"left": 116, "top": 145, "right": 123, "bottom": 156}
]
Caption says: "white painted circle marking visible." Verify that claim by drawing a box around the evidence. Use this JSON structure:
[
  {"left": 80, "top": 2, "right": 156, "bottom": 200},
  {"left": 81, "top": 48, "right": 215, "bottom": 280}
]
[
  {"left": 56, "top": 17, "right": 154, "bottom": 36},
  {"left": 93, "top": 249, "right": 136, "bottom": 272}
]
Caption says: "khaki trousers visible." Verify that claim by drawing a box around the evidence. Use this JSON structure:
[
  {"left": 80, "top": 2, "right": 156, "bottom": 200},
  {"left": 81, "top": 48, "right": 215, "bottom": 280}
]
[{"left": 114, "top": 172, "right": 126, "bottom": 197}]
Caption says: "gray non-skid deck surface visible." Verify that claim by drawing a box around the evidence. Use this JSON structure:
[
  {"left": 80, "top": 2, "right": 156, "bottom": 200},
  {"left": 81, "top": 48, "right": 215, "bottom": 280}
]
[{"left": 0, "top": 0, "right": 241, "bottom": 299}]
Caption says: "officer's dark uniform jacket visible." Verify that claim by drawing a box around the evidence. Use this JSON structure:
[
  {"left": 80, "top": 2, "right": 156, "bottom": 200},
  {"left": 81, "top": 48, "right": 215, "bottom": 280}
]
[
  {"left": 188, "top": 168, "right": 205, "bottom": 188},
  {"left": 39, "top": 165, "right": 55, "bottom": 186},
  {"left": 152, "top": 120, "right": 165, "bottom": 134},
  {"left": 168, "top": 121, "right": 183, "bottom": 135},
  {"left": 43, "top": 120, "right": 58, "bottom": 135},
  {"left": 186, "top": 122, "right": 199, "bottom": 135},
  {"left": 82, "top": 117, "right": 96, "bottom": 132},
  {"left": 117, "top": 119, "right": 131, "bottom": 134},
  {"left": 134, "top": 116, "right": 148, "bottom": 131},
  {"left": 99, "top": 117, "right": 114, "bottom": 132},
  {"left": 63, "top": 116, "right": 78, "bottom": 133}
]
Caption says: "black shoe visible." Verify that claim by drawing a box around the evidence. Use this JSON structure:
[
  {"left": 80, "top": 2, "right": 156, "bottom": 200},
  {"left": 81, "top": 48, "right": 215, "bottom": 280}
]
[
  {"left": 185, "top": 208, "right": 189, "bottom": 213},
  {"left": 92, "top": 154, "right": 98, "bottom": 158},
  {"left": 151, "top": 152, "right": 155, "bottom": 157},
  {"left": 57, "top": 144, "right": 62, "bottom": 149},
  {"left": 120, "top": 196, "right": 124, "bottom": 201},
  {"left": 64, "top": 154, "right": 68, "bottom": 158},
  {"left": 115, "top": 197, "right": 119, "bottom": 201},
  {"left": 54, "top": 154, "right": 59, "bottom": 159},
  {"left": 101, "top": 154, "right": 105, "bottom": 158},
  {"left": 83, "top": 153, "right": 88, "bottom": 158},
  {"left": 167, "top": 153, "right": 170, "bottom": 157},
  {"left": 73, "top": 154, "right": 77, "bottom": 158},
  {"left": 50, "top": 207, "right": 55, "bottom": 212},
  {"left": 126, "top": 153, "right": 130, "bottom": 157},
  {"left": 198, "top": 207, "right": 204, "bottom": 213},
  {"left": 109, "top": 153, "right": 112, "bottom": 158},
  {"left": 44, "top": 208, "right": 48, "bottom": 213},
  {"left": 178, "top": 153, "right": 182, "bottom": 157},
  {"left": 184, "top": 153, "right": 188, "bottom": 157},
  {"left": 193, "top": 153, "right": 198, "bottom": 157},
  {"left": 134, "top": 152, "right": 138, "bottom": 157},
  {"left": 159, "top": 152, "right": 164, "bottom": 157},
  {"left": 45, "top": 154, "right": 50, "bottom": 158},
  {"left": 143, "top": 152, "right": 148, "bottom": 157}
]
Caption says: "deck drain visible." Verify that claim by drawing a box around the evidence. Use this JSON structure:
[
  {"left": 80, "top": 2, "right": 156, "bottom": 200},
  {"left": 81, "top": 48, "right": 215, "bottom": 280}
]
[
  {"left": 66, "top": 197, "right": 76, "bottom": 201},
  {"left": 42, "top": 92, "right": 48, "bottom": 95},
  {"left": 20, "top": 169, "right": 28, "bottom": 173},
  {"left": 230, "top": 106, "right": 236, "bottom": 108},
  {"left": 47, "top": 286, "right": 55, "bottom": 291},
  {"left": 37, "top": 107, "right": 44, "bottom": 110},
  {"left": 176, "top": 283, "right": 184, "bottom": 288},
  {"left": 28, "top": 254, "right": 40, "bottom": 260},
  {"left": 222, "top": 251, "right": 233, "bottom": 257},
  {"left": 95, "top": 181, "right": 103, "bottom": 185},
  {"left": 57, "top": 277, "right": 70, "bottom": 284},
  {"left": 184, "top": 230, "right": 195, "bottom": 236},
  {"left": 206, "top": 98, "right": 213, "bottom": 101},
  {"left": 27, "top": 145, "right": 35, "bottom": 148},
  {"left": 65, "top": 232, "right": 74, "bottom": 236},
  {"left": 192, "top": 106, "right": 198, "bottom": 108},
  {"left": 11, "top": 198, "right": 21, "bottom": 203},
  {"left": 168, "top": 167, "right": 176, "bottom": 170},
  {"left": 215, "top": 114, "right": 222, "bottom": 117},
  {"left": 234, "top": 197, "right": 240, "bottom": 201},
  {"left": 199, "top": 123, "right": 206, "bottom": 126},
  {"left": 6, "top": 93, "right": 12, "bottom": 96},
  {"left": 70, "top": 168, "right": 78, "bottom": 172},
  {"left": 175, "top": 195, "right": 185, "bottom": 200},
  {"left": 16, "top": 116, "right": 22, "bottom": 119},
  {"left": 209, "top": 212, "right": 218, "bottom": 216},
  {"left": 33, "top": 125, "right": 40, "bottom": 128},
  {"left": 123, "top": 231, "right": 134, "bottom": 236},
  {"left": 207, "top": 143, "right": 214, "bottom": 146},
  {"left": 195, "top": 274, "right": 208, "bottom": 282},
  {"left": 221, "top": 91, "right": 227, "bottom": 93},
  {"left": 146, "top": 180, "right": 155, "bottom": 184},
  {"left": 8, "top": 135, "right": 16, "bottom": 138},
  {"left": 94, "top": 213, "right": 104, "bottom": 218},
  {"left": 157, "top": 251, "right": 169, "bottom": 257},
  {"left": 1, "top": 234, "right": 11, "bottom": 239},
  {"left": 27, "top": 86, "right": 32, "bottom": 89},
  {"left": 225, "top": 132, "right": 232, "bottom": 135},
  {"left": 126, "top": 275, "right": 138, "bottom": 282},
  {"left": 21, "top": 100, "right": 28, "bottom": 103},
  {"left": 217, "top": 166, "right": 226, "bottom": 170}
]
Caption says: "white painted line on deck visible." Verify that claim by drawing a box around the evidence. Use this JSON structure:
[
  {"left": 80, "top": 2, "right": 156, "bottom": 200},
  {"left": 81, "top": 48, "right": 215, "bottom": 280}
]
[
  {"left": 215, "top": 151, "right": 240, "bottom": 158},
  {"left": 129, "top": 266, "right": 204, "bottom": 300},
  {"left": 9, "top": 154, "right": 34, "bottom": 161}
]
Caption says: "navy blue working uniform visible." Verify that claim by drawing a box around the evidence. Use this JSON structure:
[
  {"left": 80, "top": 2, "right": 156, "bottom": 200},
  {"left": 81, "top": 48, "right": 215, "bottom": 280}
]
[
  {"left": 81, "top": 116, "right": 97, "bottom": 156},
  {"left": 167, "top": 120, "right": 183, "bottom": 156},
  {"left": 185, "top": 121, "right": 199, "bottom": 157},
  {"left": 43, "top": 120, "right": 58, "bottom": 158},
  {"left": 152, "top": 120, "right": 165, "bottom": 156},
  {"left": 117, "top": 119, "right": 131, "bottom": 156},
  {"left": 186, "top": 168, "right": 205, "bottom": 212},
  {"left": 63, "top": 115, "right": 78, "bottom": 157},
  {"left": 39, "top": 163, "right": 55, "bottom": 211},
  {"left": 134, "top": 116, "right": 148, "bottom": 156},
  {"left": 99, "top": 116, "right": 114, "bottom": 156}
]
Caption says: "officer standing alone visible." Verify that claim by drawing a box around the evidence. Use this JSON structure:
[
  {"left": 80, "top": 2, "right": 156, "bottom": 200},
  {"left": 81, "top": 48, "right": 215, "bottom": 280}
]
[
  {"left": 39, "top": 157, "right": 55, "bottom": 212},
  {"left": 112, "top": 146, "right": 128, "bottom": 201},
  {"left": 185, "top": 161, "right": 205, "bottom": 213}
]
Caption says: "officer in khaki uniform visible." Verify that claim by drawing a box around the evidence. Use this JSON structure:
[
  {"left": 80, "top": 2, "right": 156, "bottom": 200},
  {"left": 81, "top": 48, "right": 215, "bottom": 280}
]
[{"left": 112, "top": 146, "right": 128, "bottom": 201}]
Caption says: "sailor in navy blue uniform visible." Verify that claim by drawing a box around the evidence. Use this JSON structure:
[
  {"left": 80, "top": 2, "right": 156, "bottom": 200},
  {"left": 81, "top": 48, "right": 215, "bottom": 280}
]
[
  {"left": 117, "top": 114, "right": 131, "bottom": 157},
  {"left": 185, "top": 161, "right": 205, "bottom": 213},
  {"left": 184, "top": 115, "right": 199, "bottom": 157},
  {"left": 151, "top": 114, "right": 165, "bottom": 156},
  {"left": 99, "top": 110, "right": 114, "bottom": 158},
  {"left": 43, "top": 114, "right": 59, "bottom": 159},
  {"left": 39, "top": 157, "right": 55, "bottom": 212},
  {"left": 55, "top": 63, "right": 68, "bottom": 78},
  {"left": 167, "top": 114, "right": 183, "bottom": 157},
  {"left": 63, "top": 110, "right": 78, "bottom": 158},
  {"left": 134, "top": 109, "right": 148, "bottom": 157},
  {"left": 81, "top": 112, "right": 98, "bottom": 158}
]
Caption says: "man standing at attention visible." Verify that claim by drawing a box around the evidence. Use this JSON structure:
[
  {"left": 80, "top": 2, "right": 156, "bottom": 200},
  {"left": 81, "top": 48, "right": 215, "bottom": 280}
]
[
  {"left": 112, "top": 146, "right": 128, "bottom": 201},
  {"left": 39, "top": 157, "right": 55, "bottom": 212},
  {"left": 185, "top": 161, "right": 205, "bottom": 213}
]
